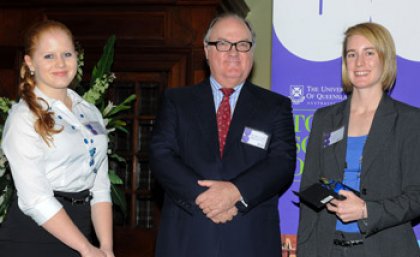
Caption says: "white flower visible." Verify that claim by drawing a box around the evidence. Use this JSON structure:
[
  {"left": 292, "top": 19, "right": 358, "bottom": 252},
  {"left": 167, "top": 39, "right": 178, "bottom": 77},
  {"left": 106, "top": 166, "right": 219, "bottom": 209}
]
[
  {"left": 103, "top": 118, "right": 109, "bottom": 127},
  {"left": 102, "top": 101, "right": 115, "bottom": 117}
]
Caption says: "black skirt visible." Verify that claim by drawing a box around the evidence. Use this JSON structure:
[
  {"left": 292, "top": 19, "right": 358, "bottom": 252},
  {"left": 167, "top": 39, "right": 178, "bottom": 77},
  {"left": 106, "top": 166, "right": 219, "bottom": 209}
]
[{"left": 0, "top": 190, "right": 93, "bottom": 257}]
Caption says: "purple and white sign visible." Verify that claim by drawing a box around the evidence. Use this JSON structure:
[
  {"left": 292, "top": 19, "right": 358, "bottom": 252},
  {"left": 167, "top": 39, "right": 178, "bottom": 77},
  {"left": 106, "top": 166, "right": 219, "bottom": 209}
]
[{"left": 272, "top": 1, "right": 420, "bottom": 253}]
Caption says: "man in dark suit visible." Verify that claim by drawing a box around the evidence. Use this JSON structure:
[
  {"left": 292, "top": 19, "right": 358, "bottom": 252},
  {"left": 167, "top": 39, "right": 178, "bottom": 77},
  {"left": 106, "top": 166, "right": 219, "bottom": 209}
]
[{"left": 150, "top": 13, "right": 296, "bottom": 257}]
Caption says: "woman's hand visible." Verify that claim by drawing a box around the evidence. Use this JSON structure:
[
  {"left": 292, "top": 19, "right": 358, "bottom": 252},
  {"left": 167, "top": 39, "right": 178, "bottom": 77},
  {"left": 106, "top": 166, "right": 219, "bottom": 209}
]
[
  {"left": 326, "top": 190, "right": 367, "bottom": 222},
  {"left": 101, "top": 248, "right": 115, "bottom": 257},
  {"left": 80, "top": 244, "right": 107, "bottom": 257}
]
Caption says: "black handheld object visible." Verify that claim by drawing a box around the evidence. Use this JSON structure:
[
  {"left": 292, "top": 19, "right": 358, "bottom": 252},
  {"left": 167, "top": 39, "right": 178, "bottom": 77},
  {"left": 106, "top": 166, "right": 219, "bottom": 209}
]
[{"left": 295, "top": 178, "right": 360, "bottom": 210}]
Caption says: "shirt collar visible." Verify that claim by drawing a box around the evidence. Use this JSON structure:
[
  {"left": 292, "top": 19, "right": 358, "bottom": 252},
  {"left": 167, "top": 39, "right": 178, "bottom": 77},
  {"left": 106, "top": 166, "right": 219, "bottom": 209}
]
[
  {"left": 209, "top": 76, "right": 244, "bottom": 92},
  {"left": 33, "top": 87, "right": 86, "bottom": 108}
]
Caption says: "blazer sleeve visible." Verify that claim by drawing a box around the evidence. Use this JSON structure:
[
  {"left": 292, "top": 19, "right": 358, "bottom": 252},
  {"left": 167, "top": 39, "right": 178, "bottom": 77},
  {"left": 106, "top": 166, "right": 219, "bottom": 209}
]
[
  {"left": 149, "top": 89, "right": 206, "bottom": 214},
  {"left": 231, "top": 96, "right": 296, "bottom": 213},
  {"left": 361, "top": 110, "right": 420, "bottom": 236}
]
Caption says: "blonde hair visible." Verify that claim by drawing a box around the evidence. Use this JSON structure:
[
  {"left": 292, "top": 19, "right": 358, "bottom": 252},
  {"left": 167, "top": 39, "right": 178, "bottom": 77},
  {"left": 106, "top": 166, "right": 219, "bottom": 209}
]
[
  {"left": 341, "top": 22, "right": 397, "bottom": 93},
  {"left": 19, "top": 20, "right": 74, "bottom": 145}
]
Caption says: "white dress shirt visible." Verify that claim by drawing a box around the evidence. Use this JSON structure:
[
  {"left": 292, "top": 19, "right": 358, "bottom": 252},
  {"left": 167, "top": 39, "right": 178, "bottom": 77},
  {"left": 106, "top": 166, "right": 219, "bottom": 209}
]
[{"left": 2, "top": 87, "right": 111, "bottom": 225}]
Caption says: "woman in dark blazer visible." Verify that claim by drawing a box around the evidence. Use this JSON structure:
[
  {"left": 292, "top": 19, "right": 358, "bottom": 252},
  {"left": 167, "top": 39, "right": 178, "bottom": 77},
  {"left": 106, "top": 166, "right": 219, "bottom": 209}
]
[{"left": 297, "top": 22, "right": 420, "bottom": 257}]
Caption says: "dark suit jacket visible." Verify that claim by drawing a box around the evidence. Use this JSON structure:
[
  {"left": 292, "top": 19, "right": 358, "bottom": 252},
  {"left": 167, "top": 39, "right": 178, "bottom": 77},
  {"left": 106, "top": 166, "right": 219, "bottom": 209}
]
[
  {"left": 150, "top": 79, "right": 296, "bottom": 257},
  {"left": 297, "top": 94, "right": 420, "bottom": 257}
]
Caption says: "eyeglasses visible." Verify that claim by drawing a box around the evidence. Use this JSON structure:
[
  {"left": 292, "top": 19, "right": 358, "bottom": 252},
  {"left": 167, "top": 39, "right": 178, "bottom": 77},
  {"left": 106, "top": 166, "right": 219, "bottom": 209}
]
[{"left": 206, "top": 40, "right": 253, "bottom": 53}]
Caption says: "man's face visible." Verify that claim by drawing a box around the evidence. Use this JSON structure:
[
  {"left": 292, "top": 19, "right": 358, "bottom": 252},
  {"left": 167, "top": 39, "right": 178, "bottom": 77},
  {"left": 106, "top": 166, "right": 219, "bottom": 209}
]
[{"left": 204, "top": 17, "right": 254, "bottom": 88}]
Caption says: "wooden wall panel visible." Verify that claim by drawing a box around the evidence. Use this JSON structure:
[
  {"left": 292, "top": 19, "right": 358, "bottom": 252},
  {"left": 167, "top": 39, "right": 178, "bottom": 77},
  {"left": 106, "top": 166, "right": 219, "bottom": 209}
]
[
  {"left": 0, "top": 46, "right": 23, "bottom": 99},
  {"left": 0, "top": 9, "right": 42, "bottom": 46},
  {"left": 0, "top": 70, "right": 18, "bottom": 99},
  {"left": 46, "top": 10, "right": 168, "bottom": 44}
]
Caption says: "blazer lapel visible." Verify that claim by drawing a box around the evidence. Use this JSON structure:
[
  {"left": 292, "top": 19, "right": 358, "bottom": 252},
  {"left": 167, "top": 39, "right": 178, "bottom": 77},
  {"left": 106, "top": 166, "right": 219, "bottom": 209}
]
[
  {"left": 331, "top": 100, "right": 350, "bottom": 180},
  {"left": 192, "top": 81, "right": 220, "bottom": 157},
  {"left": 223, "top": 82, "right": 257, "bottom": 157},
  {"left": 361, "top": 95, "right": 396, "bottom": 178}
]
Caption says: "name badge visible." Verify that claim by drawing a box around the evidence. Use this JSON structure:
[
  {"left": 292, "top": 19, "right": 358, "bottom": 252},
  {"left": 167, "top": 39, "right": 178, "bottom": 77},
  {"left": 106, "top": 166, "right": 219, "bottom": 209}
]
[
  {"left": 241, "top": 127, "right": 270, "bottom": 150},
  {"left": 323, "top": 126, "right": 344, "bottom": 148},
  {"left": 84, "top": 122, "right": 107, "bottom": 136}
]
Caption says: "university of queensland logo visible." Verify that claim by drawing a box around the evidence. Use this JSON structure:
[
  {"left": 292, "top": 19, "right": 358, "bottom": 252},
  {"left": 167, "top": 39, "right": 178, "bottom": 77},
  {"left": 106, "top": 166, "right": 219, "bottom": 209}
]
[{"left": 289, "top": 85, "right": 305, "bottom": 105}]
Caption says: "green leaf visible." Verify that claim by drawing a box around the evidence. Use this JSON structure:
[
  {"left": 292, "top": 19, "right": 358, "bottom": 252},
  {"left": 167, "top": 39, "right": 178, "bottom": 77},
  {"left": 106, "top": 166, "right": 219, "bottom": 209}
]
[
  {"left": 0, "top": 178, "right": 9, "bottom": 190},
  {"left": 110, "top": 153, "right": 126, "bottom": 163},
  {"left": 111, "top": 120, "right": 126, "bottom": 127},
  {"left": 90, "top": 35, "right": 116, "bottom": 86},
  {"left": 108, "top": 170, "right": 123, "bottom": 185},
  {"left": 106, "top": 94, "right": 136, "bottom": 117},
  {"left": 120, "top": 94, "right": 137, "bottom": 105},
  {"left": 115, "top": 126, "right": 129, "bottom": 133},
  {"left": 0, "top": 184, "right": 13, "bottom": 222},
  {"left": 111, "top": 184, "right": 127, "bottom": 217}
]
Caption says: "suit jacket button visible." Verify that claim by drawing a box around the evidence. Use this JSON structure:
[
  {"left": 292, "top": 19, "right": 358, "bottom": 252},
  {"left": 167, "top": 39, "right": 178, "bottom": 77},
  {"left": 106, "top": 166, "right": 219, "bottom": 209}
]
[{"left": 361, "top": 188, "right": 367, "bottom": 195}]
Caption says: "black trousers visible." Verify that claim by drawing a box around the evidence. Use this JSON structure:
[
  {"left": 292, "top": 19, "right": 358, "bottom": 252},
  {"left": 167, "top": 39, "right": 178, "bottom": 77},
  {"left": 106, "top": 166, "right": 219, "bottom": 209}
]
[{"left": 0, "top": 191, "right": 92, "bottom": 257}]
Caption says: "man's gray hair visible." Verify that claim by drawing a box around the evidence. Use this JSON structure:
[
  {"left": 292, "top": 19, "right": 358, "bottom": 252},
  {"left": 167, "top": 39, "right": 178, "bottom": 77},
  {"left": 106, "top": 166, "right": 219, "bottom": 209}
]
[{"left": 203, "top": 13, "right": 256, "bottom": 46}]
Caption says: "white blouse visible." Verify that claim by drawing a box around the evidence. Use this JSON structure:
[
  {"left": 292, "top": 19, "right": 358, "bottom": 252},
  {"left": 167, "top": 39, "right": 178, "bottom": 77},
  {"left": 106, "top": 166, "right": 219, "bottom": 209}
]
[{"left": 2, "top": 87, "right": 111, "bottom": 225}]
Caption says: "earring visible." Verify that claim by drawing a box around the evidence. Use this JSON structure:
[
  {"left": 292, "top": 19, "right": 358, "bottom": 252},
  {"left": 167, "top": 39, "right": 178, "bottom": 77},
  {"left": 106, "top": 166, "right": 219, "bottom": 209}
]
[{"left": 30, "top": 70, "right": 34, "bottom": 76}]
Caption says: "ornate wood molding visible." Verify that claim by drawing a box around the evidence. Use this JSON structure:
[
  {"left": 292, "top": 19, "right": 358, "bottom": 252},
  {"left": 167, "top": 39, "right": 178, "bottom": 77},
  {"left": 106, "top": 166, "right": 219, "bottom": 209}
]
[
  {"left": 218, "top": 0, "right": 249, "bottom": 17},
  {"left": 0, "top": 0, "right": 219, "bottom": 7}
]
